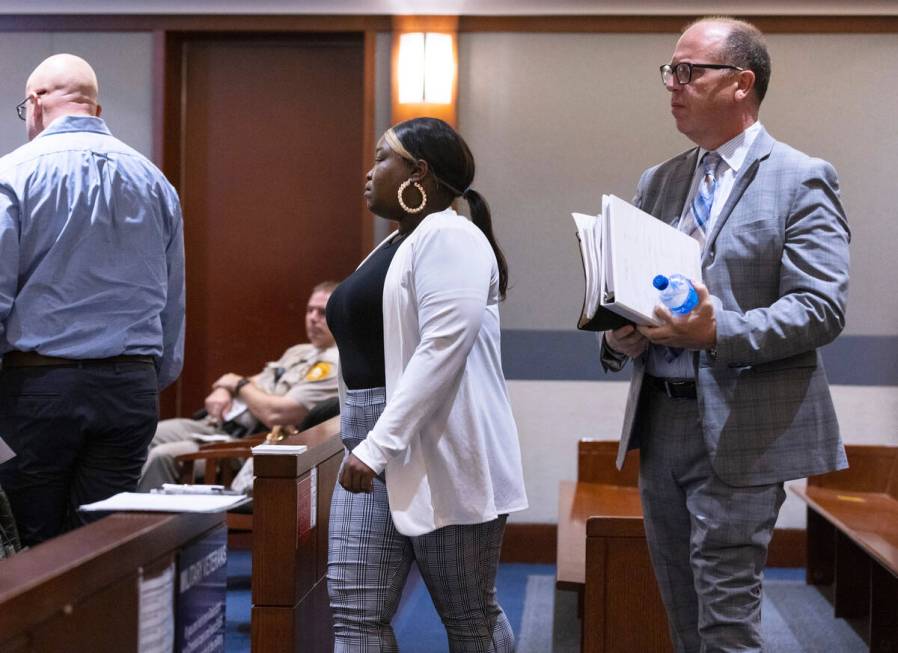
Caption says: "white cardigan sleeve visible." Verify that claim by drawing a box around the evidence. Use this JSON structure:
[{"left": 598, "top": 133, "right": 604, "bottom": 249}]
[{"left": 351, "top": 223, "right": 492, "bottom": 474}]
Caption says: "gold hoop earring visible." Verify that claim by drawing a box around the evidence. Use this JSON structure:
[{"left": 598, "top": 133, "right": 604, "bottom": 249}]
[{"left": 397, "top": 179, "right": 427, "bottom": 214}]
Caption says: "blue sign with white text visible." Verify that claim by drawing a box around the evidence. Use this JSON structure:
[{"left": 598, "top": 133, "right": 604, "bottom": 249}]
[{"left": 176, "top": 524, "right": 228, "bottom": 653}]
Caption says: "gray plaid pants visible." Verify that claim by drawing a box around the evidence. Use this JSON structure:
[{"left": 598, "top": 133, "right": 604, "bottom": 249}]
[
  {"left": 638, "top": 384, "right": 786, "bottom": 653},
  {"left": 328, "top": 387, "right": 514, "bottom": 652}
]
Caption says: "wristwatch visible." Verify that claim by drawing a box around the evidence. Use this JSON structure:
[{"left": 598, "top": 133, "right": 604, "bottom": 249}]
[{"left": 234, "top": 377, "right": 251, "bottom": 396}]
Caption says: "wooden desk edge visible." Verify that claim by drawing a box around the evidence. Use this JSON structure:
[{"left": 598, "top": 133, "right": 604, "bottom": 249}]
[
  {"left": 0, "top": 512, "right": 223, "bottom": 637},
  {"left": 557, "top": 481, "right": 584, "bottom": 587},
  {"left": 791, "top": 486, "right": 898, "bottom": 574},
  {"left": 586, "top": 515, "right": 646, "bottom": 538},
  {"left": 556, "top": 480, "right": 645, "bottom": 588},
  {"left": 253, "top": 416, "right": 343, "bottom": 478}
]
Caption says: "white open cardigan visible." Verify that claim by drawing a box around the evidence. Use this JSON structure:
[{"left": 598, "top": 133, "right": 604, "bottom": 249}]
[{"left": 349, "top": 208, "right": 528, "bottom": 536}]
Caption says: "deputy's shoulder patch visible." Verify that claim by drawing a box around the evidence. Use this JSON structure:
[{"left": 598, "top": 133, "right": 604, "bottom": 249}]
[{"left": 305, "top": 362, "right": 334, "bottom": 382}]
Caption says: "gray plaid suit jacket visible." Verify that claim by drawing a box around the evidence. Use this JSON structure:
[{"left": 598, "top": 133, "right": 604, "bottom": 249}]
[{"left": 602, "top": 126, "right": 850, "bottom": 486}]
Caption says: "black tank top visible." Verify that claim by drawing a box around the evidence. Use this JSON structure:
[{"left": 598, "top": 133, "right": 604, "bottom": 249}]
[{"left": 326, "top": 236, "right": 404, "bottom": 389}]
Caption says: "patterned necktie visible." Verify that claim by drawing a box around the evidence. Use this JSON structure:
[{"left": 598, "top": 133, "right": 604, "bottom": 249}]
[
  {"left": 680, "top": 151, "right": 721, "bottom": 247},
  {"left": 663, "top": 152, "right": 721, "bottom": 363}
]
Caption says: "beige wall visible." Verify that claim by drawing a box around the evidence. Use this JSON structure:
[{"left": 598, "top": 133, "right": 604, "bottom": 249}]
[{"left": 0, "top": 32, "right": 153, "bottom": 160}]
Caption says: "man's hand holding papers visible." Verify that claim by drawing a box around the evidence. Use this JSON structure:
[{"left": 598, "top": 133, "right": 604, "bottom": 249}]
[{"left": 605, "top": 324, "right": 649, "bottom": 358}]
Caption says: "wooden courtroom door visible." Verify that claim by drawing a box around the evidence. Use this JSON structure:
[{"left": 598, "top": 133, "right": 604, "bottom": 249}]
[{"left": 164, "top": 35, "right": 365, "bottom": 416}]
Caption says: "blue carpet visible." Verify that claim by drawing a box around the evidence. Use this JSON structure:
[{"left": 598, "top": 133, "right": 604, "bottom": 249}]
[
  {"left": 763, "top": 579, "right": 866, "bottom": 652},
  {"left": 764, "top": 566, "right": 805, "bottom": 582},
  {"left": 222, "top": 552, "right": 550, "bottom": 653},
  {"left": 225, "top": 550, "right": 252, "bottom": 652},
  {"left": 224, "top": 554, "right": 861, "bottom": 653}
]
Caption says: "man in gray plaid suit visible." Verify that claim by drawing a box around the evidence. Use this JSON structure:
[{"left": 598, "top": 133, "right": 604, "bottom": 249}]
[{"left": 601, "top": 17, "right": 850, "bottom": 652}]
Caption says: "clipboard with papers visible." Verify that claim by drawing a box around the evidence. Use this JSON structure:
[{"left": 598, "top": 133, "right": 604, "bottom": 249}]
[
  {"left": 79, "top": 491, "right": 250, "bottom": 513},
  {"left": 573, "top": 194, "right": 702, "bottom": 330}
]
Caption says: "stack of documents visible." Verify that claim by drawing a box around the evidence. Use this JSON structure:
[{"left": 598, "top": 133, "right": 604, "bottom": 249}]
[{"left": 573, "top": 194, "right": 702, "bottom": 329}]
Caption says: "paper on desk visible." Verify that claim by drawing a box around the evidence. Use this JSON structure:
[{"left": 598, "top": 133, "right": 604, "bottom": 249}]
[
  {"left": 159, "top": 483, "right": 236, "bottom": 495},
  {"left": 0, "top": 435, "right": 14, "bottom": 465},
  {"left": 251, "top": 444, "right": 308, "bottom": 455},
  {"left": 79, "top": 492, "right": 249, "bottom": 513}
]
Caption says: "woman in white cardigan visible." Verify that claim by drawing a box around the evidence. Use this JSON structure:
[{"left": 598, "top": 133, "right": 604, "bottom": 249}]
[{"left": 325, "top": 117, "right": 527, "bottom": 652}]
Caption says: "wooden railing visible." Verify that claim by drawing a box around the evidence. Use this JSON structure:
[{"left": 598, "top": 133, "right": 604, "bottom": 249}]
[
  {"left": 251, "top": 415, "right": 343, "bottom": 653},
  {"left": 0, "top": 511, "right": 226, "bottom": 652}
]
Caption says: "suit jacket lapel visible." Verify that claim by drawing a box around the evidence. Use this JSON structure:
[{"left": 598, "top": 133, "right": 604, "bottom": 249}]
[
  {"left": 659, "top": 149, "right": 699, "bottom": 227},
  {"left": 702, "top": 127, "right": 776, "bottom": 264}
]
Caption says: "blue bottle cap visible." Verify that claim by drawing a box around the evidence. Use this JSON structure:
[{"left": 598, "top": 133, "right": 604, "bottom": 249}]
[{"left": 652, "top": 275, "right": 669, "bottom": 290}]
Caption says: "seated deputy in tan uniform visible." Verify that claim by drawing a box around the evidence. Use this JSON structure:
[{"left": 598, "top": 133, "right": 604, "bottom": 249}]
[{"left": 138, "top": 282, "right": 338, "bottom": 491}]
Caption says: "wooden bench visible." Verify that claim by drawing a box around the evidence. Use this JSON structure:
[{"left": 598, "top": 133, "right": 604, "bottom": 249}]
[
  {"left": 0, "top": 511, "right": 226, "bottom": 652},
  {"left": 791, "top": 444, "right": 898, "bottom": 651},
  {"left": 557, "top": 439, "right": 671, "bottom": 653},
  {"left": 251, "top": 414, "right": 343, "bottom": 653}
]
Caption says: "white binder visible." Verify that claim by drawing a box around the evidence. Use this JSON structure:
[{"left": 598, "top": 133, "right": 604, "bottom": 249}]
[{"left": 573, "top": 194, "right": 702, "bottom": 328}]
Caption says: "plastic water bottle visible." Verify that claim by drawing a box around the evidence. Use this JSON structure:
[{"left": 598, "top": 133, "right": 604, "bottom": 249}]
[{"left": 652, "top": 274, "right": 698, "bottom": 315}]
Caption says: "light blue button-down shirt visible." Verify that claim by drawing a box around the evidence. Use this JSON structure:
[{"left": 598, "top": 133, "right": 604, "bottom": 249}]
[{"left": 0, "top": 115, "right": 185, "bottom": 388}]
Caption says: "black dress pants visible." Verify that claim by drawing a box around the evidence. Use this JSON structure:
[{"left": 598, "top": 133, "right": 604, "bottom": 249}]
[{"left": 0, "top": 361, "right": 158, "bottom": 546}]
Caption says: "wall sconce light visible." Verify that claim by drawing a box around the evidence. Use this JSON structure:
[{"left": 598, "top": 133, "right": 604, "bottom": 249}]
[
  {"left": 398, "top": 32, "right": 454, "bottom": 104},
  {"left": 391, "top": 16, "right": 458, "bottom": 127}
]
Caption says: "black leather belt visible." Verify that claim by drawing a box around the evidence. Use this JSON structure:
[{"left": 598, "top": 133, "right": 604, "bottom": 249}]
[
  {"left": 2, "top": 351, "right": 155, "bottom": 368},
  {"left": 646, "top": 375, "right": 697, "bottom": 399}
]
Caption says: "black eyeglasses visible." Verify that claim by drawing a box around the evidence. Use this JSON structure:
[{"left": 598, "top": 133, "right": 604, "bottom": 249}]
[
  {"left": 15, "top": 97, "right": 29, "bottom": 120},
  {"left": 15, "top": 91, "right": 46, "bottom": 120},
  {"left": 660, "top": 62, "right": 745, "bottom": 86}
]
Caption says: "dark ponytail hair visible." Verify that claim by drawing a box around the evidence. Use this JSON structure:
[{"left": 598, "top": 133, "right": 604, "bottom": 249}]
[{"left": 392, "top": 117, "right": 509, "bottom": 299}]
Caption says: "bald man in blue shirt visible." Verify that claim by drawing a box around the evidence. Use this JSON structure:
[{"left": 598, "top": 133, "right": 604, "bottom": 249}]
[{"left": 0, "top": 54, "right": 185, "bottom": 545}]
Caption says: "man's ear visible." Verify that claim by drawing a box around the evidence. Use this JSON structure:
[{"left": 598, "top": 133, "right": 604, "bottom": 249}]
[
  {"left": 734, "top": 69, "right": 756, "bottom": 102},
  {"left": 95, "top": 103, "right": 102, "bottom": 118}
]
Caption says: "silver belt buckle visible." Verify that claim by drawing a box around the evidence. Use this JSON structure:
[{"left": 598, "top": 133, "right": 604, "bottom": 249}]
[{"left": 663, "top": 379, "right": 676, "bottom": 398}]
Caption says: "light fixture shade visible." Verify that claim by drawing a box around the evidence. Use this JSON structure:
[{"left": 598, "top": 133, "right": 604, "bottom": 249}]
[
  {"left": 391, "top": 16, "right": 458, "bottom": 127},
  {"left": 397, "top": 32, "right": 455, "bottom": 105},
  {"left": 422, "top": 33, "right": 454, "bottom": 104},
  {"left": 397, "top": 32, "right": 426, "bottom": 104}
]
